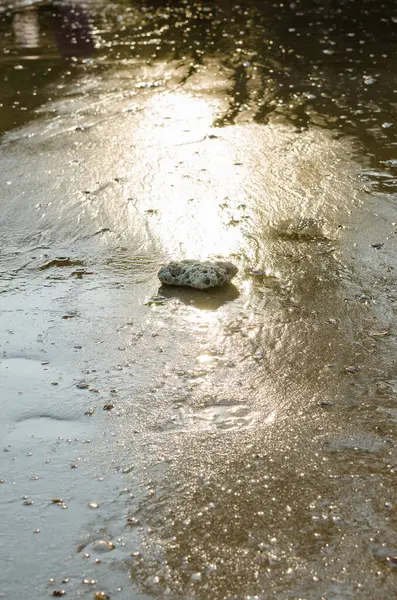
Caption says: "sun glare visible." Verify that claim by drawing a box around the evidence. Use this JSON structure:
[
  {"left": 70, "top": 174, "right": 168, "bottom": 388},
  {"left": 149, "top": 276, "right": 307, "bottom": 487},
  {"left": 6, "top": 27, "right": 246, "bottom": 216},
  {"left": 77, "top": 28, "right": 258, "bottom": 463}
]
[{"left": 136, "top": 92, "right": 247, "bottom": 259}]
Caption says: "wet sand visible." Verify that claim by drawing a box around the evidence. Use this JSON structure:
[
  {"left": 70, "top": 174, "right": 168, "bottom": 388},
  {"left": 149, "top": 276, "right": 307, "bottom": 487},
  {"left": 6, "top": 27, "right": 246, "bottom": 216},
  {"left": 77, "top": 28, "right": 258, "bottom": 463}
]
[{"left": 1, "top": 1, "right": 397, "bottom": 598}]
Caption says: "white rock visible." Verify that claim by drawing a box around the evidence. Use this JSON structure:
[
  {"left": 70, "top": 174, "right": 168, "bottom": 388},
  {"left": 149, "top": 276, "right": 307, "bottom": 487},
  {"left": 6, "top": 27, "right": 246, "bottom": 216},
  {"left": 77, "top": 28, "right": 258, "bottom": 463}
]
[{"left": 158, "top": 260, "right": 238, "bottom": 290}]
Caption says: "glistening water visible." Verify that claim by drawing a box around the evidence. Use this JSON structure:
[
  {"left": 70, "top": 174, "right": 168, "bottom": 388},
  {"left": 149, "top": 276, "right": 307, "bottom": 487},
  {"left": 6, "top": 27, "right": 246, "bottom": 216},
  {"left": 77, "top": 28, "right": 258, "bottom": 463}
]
[{"left": 1, "top": 1, "right": 397, "bottom": 598}]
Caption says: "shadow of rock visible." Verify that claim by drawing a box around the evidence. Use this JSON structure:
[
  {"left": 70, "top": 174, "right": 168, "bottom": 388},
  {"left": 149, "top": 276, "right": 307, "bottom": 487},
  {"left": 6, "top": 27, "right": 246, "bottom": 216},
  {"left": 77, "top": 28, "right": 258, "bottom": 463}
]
[{"left": 157, "top": 283, "right": 240, "bottom": 310}]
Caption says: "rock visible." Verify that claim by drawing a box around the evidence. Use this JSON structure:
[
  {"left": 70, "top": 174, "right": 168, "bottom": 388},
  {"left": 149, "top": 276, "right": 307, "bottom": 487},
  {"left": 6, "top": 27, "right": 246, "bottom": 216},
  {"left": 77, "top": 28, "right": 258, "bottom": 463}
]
[{"left": 158, "top": 260, "right": 238, "bottom": 290}]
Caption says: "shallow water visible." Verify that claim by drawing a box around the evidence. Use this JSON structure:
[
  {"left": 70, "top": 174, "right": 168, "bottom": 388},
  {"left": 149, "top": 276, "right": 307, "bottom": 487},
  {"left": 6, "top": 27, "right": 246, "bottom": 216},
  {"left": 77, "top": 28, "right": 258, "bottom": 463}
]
[{"left": 1, "top": 1, "right": 397, "bottom": 598}]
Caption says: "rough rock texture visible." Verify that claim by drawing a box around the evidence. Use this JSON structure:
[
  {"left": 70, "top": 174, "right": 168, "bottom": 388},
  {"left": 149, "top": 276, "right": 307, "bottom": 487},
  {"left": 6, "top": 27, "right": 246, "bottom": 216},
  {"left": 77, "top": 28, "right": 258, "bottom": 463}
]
[{"left": 158, "top": 260, "right": 238, "bottom": 290}]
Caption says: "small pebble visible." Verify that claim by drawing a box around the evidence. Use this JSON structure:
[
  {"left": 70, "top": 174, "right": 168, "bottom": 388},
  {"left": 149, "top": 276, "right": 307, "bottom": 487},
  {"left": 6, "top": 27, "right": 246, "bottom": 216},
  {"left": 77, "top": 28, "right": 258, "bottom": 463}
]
[
  {"left": 91, "top": 540, "right": 115, "bottom": 553},
  {"left": 51, "top": 498, "right": 68, "bottom": 509},
  {"left": 345, "top": 365, "right": 360, "bottom": 374},
  {"left": 144, "top": 295, "right": 168, "bottom": 306},
  {"left": 356, "top": 294, "right": 372, "bottom": 303}
]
